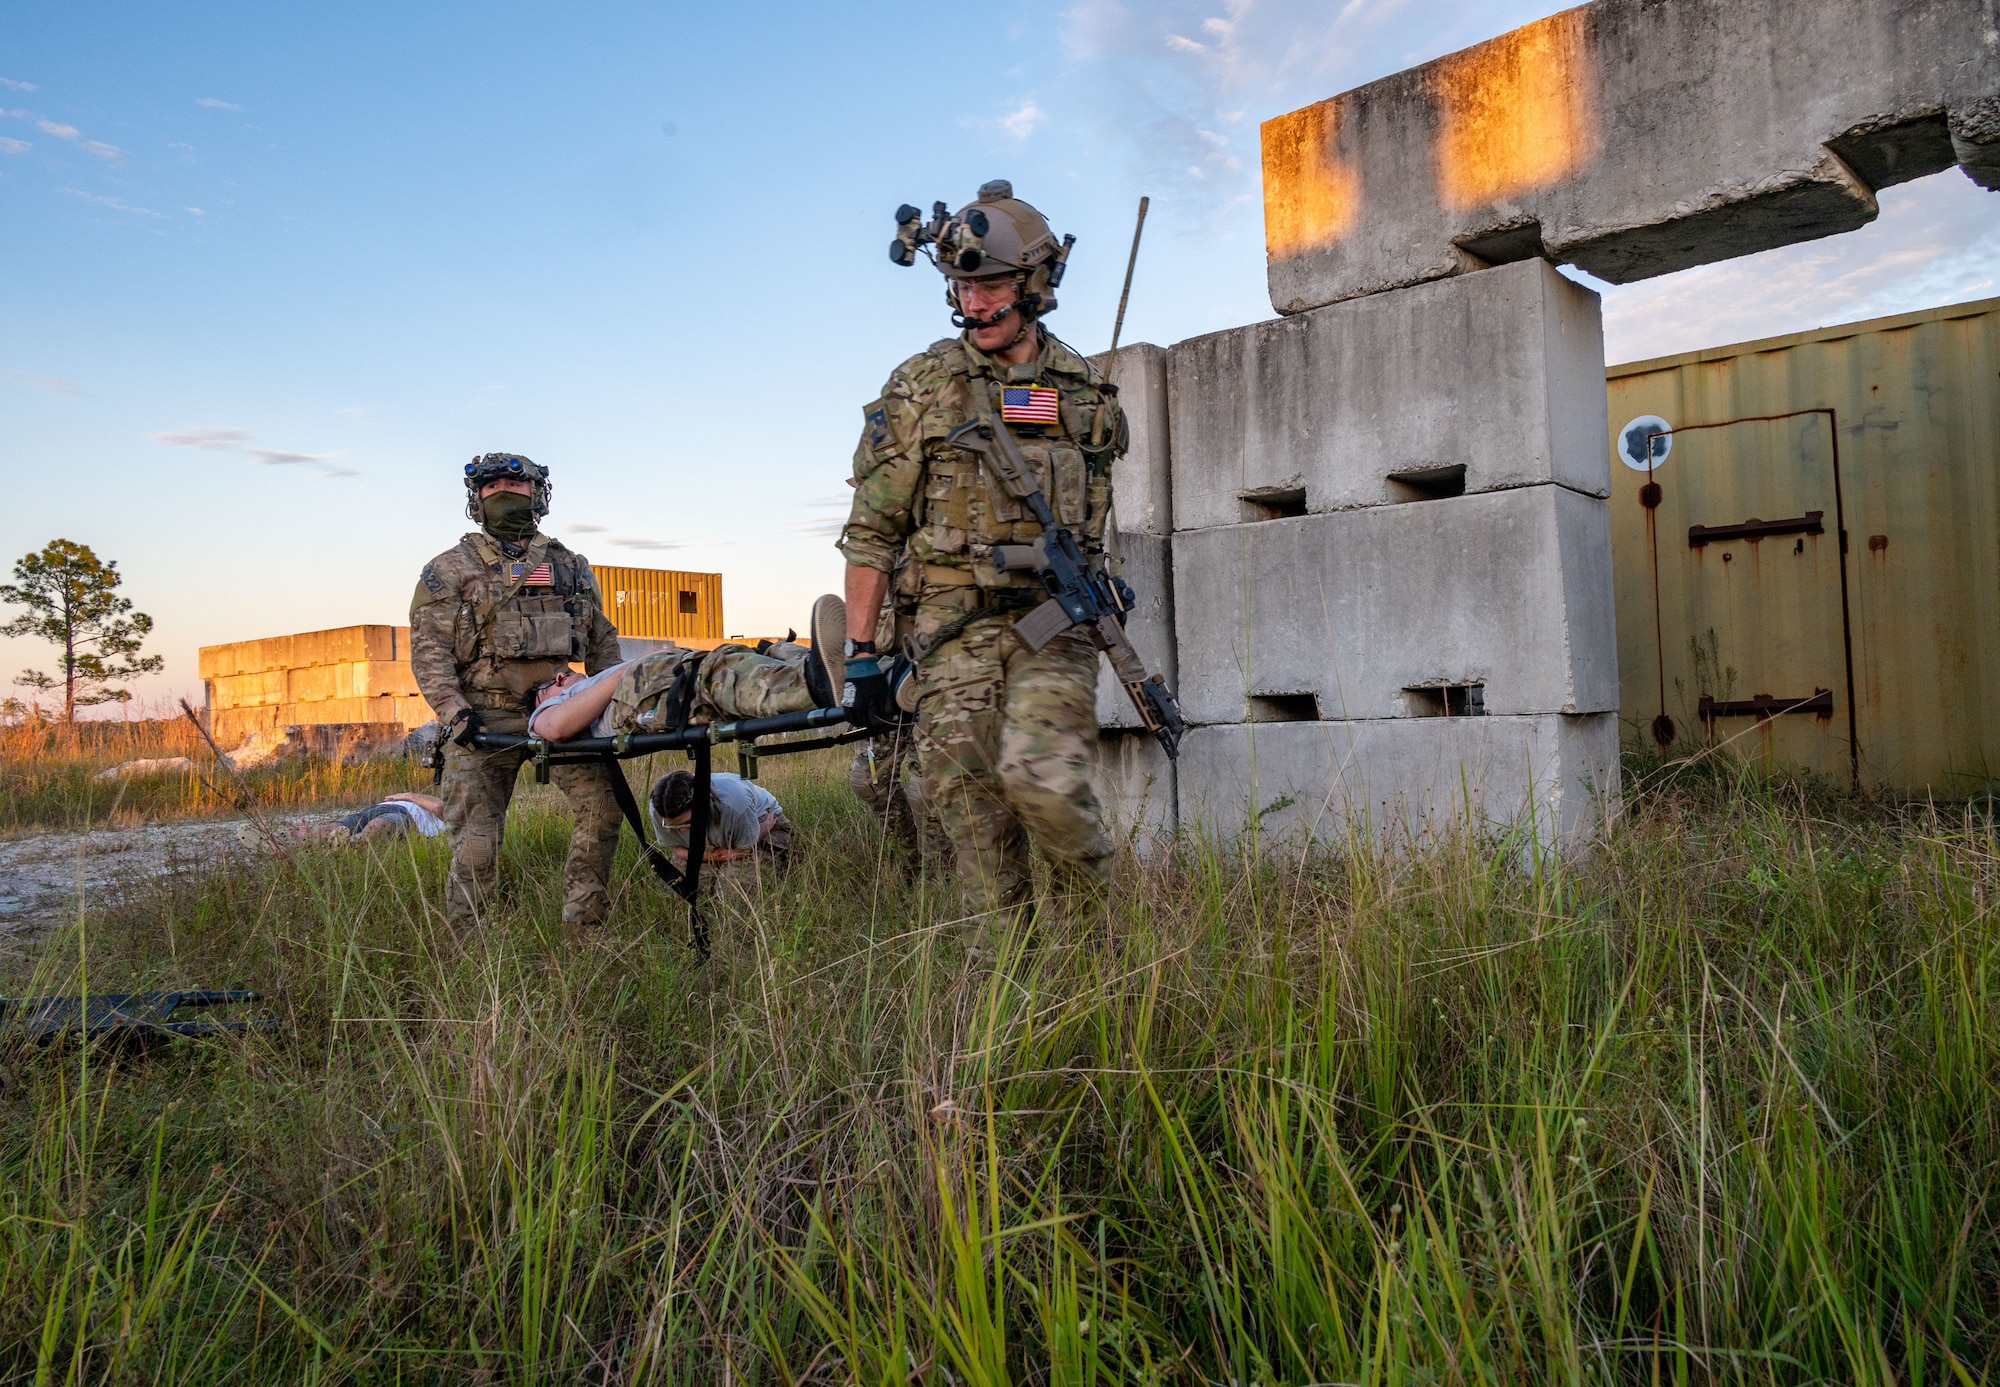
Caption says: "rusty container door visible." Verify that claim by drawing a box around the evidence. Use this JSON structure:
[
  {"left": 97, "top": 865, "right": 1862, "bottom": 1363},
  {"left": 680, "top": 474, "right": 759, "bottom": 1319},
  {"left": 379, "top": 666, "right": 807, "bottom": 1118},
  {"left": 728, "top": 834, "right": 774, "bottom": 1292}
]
[
  {"left": 1609, "top": 396, "right": 1858, "bottom": 785},
  {"left": 1609, "top": 297, "right": 2000, "bottom": 795},
  {"left": 1645, "top": 412, "right": 1853, "bottom": 782}
]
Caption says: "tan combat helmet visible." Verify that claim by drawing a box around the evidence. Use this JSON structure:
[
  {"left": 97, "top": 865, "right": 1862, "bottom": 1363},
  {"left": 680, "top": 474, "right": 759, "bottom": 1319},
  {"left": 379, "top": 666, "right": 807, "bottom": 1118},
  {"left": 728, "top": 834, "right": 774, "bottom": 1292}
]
[{"left": 890, "top": 179, "right": 1075, "bottom": 320}]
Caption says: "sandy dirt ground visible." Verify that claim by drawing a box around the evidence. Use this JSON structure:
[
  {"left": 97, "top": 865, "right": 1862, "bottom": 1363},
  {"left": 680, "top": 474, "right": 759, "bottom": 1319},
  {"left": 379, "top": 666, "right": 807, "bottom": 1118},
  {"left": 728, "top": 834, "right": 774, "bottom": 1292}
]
[{"left": 0, "top": 819, "right": 257, "bottom": 940}]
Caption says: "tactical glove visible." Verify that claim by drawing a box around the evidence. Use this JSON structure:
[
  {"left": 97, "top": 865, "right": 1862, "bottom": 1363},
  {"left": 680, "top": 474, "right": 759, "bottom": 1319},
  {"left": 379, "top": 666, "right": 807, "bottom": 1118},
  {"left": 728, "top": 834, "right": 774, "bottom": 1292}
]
[
  {"left": 449, "top": 707, "right": 484, "bottom": 747},
  {"left": 841, "top": 658, "right": 899, "bottom": 734}
]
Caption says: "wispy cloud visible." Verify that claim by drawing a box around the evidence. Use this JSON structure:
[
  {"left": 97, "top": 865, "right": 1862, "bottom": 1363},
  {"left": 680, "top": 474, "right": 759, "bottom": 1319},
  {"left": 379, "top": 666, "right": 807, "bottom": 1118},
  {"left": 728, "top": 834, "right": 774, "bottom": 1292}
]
[
  {"left": 167, "top": 140, "right": 194, "bottom": 151},
  {"left": 565, "top": 523, "right": 609, "bottom": 534},
  {"left": 1054, "top": 0, "right": 1565, "bottom": 224},
  {"left": 244, "top": 447, "right": 335, "bottom": 466},
  {"left": 608, "top": 537, "right": 682, "bottom": 550},
  {"left": 153, "top": 426, "right": 357, "bottom": 478},
  {"left": 67, "top": 189, "right": 166, "bottom": 219},
  {"left": 788, "top": 495, "right": 853, "bottom": 539},
  {"left": 2, "top": 369, "right": 82, "bottom": 397},
  {"left": 999, "top": 99, "right": 1046, "bottom": 140},
  {"left": 1593, "top": 172, "right": 2000, "bottom": 364},
  {"left": 26, "top": 115, "right": 124, "bottom": 159},
  {"left": 0, "top": 77, "right": 36, "bottom": 92},
  {"left": 0, "top": 136, "right": 26, "bottom": 155},
  {"left": 195, "top": 97, "right": 241, "bottom": 111},
  {"left": 152, "top": 426, "right": 251, "bottom": 449}
]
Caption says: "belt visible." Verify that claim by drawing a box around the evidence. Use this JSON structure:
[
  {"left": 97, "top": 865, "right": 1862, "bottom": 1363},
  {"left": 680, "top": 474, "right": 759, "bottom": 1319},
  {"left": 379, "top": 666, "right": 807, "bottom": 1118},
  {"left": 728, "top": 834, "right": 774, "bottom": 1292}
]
[{"left": 917, "top": 583, "right": 1042, "bottom": 613}]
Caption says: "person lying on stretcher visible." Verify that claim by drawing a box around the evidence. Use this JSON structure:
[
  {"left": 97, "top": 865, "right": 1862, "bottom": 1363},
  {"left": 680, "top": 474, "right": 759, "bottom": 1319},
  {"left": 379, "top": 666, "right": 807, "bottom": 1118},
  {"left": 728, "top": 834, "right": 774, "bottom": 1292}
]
[{"left": 524, "top": 596, "right": 912, "bottom": 743}]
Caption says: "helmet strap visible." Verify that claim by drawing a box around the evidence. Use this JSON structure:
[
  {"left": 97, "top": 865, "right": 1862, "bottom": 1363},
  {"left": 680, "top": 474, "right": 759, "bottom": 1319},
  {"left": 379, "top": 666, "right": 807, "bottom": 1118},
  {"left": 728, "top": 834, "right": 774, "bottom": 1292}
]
[{"left": 949, "top": 274, "right": 1036, "bottom": 348}]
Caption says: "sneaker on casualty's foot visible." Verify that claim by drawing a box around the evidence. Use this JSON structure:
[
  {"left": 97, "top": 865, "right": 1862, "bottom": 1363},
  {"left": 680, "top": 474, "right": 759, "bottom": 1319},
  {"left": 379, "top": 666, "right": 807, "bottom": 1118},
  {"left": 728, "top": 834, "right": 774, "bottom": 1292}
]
[{"left": 807, "top": 594, "right": 847, "bottom": 709}]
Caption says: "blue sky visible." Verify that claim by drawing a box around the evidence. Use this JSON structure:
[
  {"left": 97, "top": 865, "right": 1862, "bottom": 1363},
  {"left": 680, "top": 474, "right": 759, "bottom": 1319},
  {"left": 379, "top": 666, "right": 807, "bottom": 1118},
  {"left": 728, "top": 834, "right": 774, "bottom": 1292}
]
[{"left": 5, "top": 0, "right": 1997, "bottom": 714}]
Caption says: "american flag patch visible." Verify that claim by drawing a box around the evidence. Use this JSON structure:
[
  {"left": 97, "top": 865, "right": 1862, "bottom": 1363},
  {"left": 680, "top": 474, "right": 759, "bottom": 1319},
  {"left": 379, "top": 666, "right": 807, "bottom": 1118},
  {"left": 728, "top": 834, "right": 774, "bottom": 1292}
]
[
  {"left": 1000, "top": 385, "right": 1060, "bottom": 424},
  {"left": 510, "top": 562, "right": 553, "bottom": 585}
]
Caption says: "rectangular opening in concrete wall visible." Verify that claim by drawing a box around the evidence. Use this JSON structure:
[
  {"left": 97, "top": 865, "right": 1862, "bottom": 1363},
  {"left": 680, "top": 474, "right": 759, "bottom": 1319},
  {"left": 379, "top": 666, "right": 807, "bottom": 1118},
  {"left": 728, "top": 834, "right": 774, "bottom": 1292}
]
[
  {"left": 1248, "top": 692, "right": 1320, "bottom": 721},
  {"left": 1451, "top": 218, "right": 1548, "bottom": 266},
  {"left": 1238, "top": 485, "right": 1307, "bottom": 521},
  {"left": 1386, "top": 463, "right": 1467, "bottom": 502},
  {"left": 1404, "top": 683, "right": 1485, "bottom": 716}
]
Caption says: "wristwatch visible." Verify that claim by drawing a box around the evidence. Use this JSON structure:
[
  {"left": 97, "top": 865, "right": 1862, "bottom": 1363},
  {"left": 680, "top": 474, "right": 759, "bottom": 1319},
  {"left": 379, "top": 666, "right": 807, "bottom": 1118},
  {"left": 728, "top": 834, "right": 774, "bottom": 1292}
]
[{"left": 843, "top": 638, "right": 877, "bottom": 658}]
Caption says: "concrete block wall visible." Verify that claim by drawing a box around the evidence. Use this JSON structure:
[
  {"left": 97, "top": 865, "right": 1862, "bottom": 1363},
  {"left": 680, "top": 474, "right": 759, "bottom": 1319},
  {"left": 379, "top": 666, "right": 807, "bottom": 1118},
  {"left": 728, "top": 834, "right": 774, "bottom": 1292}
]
[
  {"left": 1090, "top": 344, "right": 1181, "bottom": 836},
  {"left": 1169, "top": 260, "right": 1608, "bottom": 528},
  {"left": 199, "top": 624, "right": 436, "bottom": 748},
  {"left": 1153, "top": 259, "right": 1620, "bottom": 851},
  {"left": 1171, "top": 485, "right": 1616, "bottom": 724},
  {"left": 1178, "top": 715, "right": 1619, "bottom": 849},
  {"left": 1259, "top": 0, "right": 2000, "bottom": 312}
]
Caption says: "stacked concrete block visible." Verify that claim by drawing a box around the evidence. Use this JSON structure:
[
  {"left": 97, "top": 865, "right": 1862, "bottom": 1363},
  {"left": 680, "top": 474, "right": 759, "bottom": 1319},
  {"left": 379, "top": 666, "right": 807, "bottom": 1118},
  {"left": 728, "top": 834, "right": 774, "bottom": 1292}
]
[
  {"left": 1178, "top": 715, "right": 1619, "bottom": 849},
  {"left": 1169, "top": 259, "right": 1609, "bottom": 527},
  {"left": 1089, "top": 343, "right": 1178, "bottom": 836},
  {"left": 1165, "top": 258, "right": 1620, "bottom": 850},
  {"left": 1259, "top": 0, "right": 2000, "bottom": 312},
  {"left": 199, "top": 624, "right": 434, "bottom": 747}
]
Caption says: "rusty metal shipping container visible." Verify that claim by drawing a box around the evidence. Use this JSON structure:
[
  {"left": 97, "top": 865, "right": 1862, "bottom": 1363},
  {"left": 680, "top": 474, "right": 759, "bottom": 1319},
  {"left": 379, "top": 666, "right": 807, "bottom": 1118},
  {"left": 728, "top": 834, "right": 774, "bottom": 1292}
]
[
  {"left": 1606, "top": 296, "right": 2000, "bottom": 795},
  {"left": 594, "top": 566, "right": 723, "bottom": 643}
]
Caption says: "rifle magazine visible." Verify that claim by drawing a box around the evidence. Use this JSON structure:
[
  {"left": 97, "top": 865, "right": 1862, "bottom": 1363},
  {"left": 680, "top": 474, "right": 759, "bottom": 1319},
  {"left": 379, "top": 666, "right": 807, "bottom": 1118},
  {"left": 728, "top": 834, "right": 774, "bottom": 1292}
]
[{"left": 1013, "top": 599, "right": 1073, "bottom": 651}]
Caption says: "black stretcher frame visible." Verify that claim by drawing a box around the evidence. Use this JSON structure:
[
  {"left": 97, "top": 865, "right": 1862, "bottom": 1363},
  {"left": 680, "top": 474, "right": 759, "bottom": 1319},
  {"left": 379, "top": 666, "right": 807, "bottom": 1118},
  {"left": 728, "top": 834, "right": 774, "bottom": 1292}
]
[{"left": 469, "top": 705, "right": 854, "bottom": 957}]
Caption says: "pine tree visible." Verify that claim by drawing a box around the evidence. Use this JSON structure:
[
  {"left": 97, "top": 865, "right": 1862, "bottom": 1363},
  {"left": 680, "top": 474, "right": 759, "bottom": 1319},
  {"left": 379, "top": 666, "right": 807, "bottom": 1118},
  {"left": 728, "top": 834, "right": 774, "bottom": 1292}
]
[{"left": 0, "top": 539, "right": 164, "bottom": 721}]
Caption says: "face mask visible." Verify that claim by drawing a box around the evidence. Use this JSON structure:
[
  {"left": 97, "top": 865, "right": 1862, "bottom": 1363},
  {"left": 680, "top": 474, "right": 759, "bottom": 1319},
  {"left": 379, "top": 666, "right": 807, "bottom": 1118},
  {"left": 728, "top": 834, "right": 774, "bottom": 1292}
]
[{"left": 480, "top": 491, "right": 538, "bottom": 540}]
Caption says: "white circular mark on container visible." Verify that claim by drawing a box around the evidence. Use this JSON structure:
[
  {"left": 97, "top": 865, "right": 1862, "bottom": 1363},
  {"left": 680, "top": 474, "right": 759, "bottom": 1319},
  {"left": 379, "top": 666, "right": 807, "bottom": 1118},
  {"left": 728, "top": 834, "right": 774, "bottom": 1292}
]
[{"left": 1616, "top": 414, "right": 1673, "bottom": 472}]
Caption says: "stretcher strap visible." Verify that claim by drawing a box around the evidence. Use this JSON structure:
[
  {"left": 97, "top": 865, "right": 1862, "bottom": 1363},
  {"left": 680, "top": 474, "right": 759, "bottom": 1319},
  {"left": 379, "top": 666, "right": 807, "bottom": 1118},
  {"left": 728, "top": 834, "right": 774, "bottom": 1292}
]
[{"left": 600, "top": 745, "right": 711, "bottom": 957}]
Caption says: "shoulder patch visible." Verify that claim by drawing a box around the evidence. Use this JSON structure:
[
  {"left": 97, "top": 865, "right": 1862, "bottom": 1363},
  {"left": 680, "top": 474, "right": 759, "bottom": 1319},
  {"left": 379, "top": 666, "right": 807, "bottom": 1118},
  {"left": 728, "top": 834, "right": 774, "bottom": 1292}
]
[
  {"left": 421, "top": 566, "right": 447, "bottom": 597},
  {"left": 863, "top": 398, "right": 892, "bottom": 453}
]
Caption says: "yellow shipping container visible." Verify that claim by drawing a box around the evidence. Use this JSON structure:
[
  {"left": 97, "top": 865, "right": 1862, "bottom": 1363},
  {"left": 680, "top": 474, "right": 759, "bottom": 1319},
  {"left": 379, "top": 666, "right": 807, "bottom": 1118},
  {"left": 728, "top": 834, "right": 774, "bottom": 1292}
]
[
  {"left": 595, "top": 566, "right": 723, "bottom": 643},
  {"left": 1606, "top": 296, "right": 2000, "bottom": 795}
]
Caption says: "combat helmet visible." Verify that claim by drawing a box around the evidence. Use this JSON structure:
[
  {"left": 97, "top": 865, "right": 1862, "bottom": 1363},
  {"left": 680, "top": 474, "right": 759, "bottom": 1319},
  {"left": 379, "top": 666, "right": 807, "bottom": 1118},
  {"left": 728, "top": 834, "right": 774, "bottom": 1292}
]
[
  {"left": 463, "top": 452, "right": 551, "bottom": 521},
  {"left": 890, "top": 179, "right": 1074, "bottom": 323}
]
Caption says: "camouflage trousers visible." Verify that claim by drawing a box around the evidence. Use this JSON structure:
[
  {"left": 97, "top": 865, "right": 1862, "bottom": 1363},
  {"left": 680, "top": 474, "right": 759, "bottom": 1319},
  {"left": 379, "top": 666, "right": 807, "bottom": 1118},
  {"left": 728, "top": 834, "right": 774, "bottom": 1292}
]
[
  {"left": 441, "top": 728, "right": 624, "bottom": 930},
  {"left": 693, "top": 643, "right": 814, "bottom": 721},
  {"left": 849, "top": 727, "right": 946, "bottom": 857},
  {"left": 914, "top": 608, "right": 1113, "bottom": 947}
]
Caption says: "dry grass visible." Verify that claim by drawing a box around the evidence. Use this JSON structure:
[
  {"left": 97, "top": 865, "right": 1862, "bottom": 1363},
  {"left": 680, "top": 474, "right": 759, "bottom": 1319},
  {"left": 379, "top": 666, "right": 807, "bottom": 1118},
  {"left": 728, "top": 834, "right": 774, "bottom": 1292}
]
[
  {"left": 0, "top": 714, "right": 424, "bottom": 834},
  {"left": 0, "top": 749, "right": 1994, "bottom": 1383}
]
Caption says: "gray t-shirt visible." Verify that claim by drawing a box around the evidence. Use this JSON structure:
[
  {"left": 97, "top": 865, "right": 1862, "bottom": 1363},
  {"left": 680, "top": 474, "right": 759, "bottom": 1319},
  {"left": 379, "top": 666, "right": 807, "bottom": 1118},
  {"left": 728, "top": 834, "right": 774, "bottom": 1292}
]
[
  {"left": 527, "top": 663, "right": 627, "bottom": 740},
  {"left": 649, "top": 772, "right": 783, "bottom": 851}
]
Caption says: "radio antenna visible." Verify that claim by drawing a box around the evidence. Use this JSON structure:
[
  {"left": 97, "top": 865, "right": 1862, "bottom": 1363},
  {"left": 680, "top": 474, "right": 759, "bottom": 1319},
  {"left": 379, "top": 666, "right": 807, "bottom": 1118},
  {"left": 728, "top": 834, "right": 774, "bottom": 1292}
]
[{"left": 1107, "top": 195, "right": 1149, "bottom": 358}]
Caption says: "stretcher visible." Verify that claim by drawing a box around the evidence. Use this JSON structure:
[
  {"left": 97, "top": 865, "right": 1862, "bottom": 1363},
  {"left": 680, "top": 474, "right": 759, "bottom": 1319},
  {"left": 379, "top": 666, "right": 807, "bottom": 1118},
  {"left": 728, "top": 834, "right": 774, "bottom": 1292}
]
[{"left": 469, "top": 704, "right": 865, "bottom": 956}]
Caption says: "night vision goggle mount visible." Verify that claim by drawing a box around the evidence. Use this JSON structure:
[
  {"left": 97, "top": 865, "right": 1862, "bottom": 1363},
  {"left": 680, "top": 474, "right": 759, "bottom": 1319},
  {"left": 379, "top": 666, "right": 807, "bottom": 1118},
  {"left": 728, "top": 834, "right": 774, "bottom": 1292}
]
[
  {"left": 890, "top": 188, "right": 1074, "bottom": 323},
  {"left": 463, "top": 452, "right": 551, "bottom": 521}
]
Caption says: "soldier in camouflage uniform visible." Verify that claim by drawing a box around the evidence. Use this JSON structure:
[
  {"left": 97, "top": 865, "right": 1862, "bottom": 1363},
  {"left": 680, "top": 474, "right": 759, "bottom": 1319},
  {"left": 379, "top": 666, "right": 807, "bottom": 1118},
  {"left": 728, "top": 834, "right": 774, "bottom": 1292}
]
[
  {"left": 409, "top": 453, "right": 626, "bottom": 932},
  {"left": 837, "top": 180, "right": 1126, "bottom": 954}
]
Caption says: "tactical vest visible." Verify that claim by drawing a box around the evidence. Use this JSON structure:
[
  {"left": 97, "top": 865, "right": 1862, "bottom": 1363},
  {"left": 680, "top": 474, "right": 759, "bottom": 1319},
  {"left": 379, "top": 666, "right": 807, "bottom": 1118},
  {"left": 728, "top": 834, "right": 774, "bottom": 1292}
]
[
  {"left": 910, "top": 340, "right": 1118, "bottom": 592},
  {"left": 452, "top": 538, "right": 596, "bottom": 707}
]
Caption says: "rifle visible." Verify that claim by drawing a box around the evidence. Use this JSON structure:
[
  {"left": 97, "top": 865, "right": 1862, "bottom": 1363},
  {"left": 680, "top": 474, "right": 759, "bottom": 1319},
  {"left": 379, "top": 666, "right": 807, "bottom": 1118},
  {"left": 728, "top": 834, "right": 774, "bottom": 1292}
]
[
  {"left": 943, "top": 415, "right": 1185, "bottom": 759},
  {"left": 0, "top": 990, "right": 276, "bottom": 1045}
]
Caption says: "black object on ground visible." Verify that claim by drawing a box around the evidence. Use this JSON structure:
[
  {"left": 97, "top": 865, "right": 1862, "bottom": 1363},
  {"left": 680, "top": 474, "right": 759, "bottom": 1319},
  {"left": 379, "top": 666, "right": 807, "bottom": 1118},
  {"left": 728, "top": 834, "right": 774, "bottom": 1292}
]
[{"left": 0, "top": 989, "right": 276, "bottom": 1045}]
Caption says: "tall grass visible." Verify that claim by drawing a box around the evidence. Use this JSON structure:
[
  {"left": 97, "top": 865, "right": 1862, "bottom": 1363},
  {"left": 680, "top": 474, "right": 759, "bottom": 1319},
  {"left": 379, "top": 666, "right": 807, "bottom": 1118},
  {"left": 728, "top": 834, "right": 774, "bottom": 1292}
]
[
  {"left": 0, "top": 750, "right": 1993, "bottom": 1383},
  {"left": 0, "top": 715, "right": 422, "bottom": 832}
]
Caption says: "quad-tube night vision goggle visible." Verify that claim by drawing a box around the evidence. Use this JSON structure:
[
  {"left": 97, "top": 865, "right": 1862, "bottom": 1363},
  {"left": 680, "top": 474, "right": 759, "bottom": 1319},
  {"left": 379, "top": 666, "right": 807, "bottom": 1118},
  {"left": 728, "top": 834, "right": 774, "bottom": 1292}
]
[{"left": 463, "top": 452, "right": 552, "bottom": 520}]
